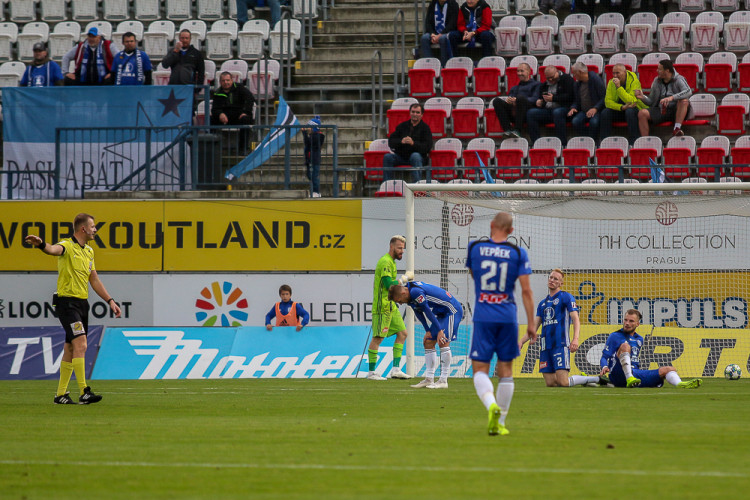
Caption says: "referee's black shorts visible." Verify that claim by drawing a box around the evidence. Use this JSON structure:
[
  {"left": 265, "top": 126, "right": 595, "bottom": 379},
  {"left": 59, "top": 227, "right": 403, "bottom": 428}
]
[{"left": 56, "top": 296, "right": 90, "bottom": 343}]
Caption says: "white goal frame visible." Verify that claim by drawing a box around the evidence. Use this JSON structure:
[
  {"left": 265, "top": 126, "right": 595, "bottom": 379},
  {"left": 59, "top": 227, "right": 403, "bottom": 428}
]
[{"left": 402, "top": 181, "right": 750, "bottom": 377}]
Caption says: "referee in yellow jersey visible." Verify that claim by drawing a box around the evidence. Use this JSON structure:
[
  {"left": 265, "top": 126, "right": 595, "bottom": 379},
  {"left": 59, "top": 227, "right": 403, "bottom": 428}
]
[{"left": 25, "top": 213, "right": 121, "bottom": 405}]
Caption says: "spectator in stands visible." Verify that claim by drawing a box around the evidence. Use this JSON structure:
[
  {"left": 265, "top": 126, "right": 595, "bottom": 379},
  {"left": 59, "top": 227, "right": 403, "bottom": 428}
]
[
  {"left": 537, "top": 0, "right": 565, "bottom": 16},
  {"left": 265, "top": 284, "right": 310, "bottom": 331},
  {"left": 527, "top": 66, "right": 575, "bottom": 146},
  {"left": 575, "top": 0, "right": 596, "bottom": 19},
  {"left": 608, "top": 0, "right": 632, "bottom": 17},
  {"left": 303, "top": 115, "right": 325, "bottom": 198},
  {"left": 383, "top": 103, "right": 433, "bottom": 182},
  {"left": 212, "top": 71, "right": 256, "bottom": 151},
  {"left": 236, "top": 0, "right": 281, "bottom": 30},
  {"left": 108, "top": 32, "right": 153, "bottom": 86},
  {"left": 635, "top": 60, "right": 693, "bottom": 138},
  {"left": 491, "top": 63, "right": 540, "bottom": 138},
  {"left": 21, "top": 42, "right": 63, "bottom": 87},
  {"left": 163, "top": 29, "right": 205, "bottom": 88},
  {"left": 449, "top": 0, "right": 495, "bottom": 59},
  {"left": 568, "top": 62, "right": 606, "bottom": 144},
  {"left": 420, "top": 0, "right": 460, "bottom": 67},
  {"left": 62, "top": 27, "right": 117, "bottom": 86},
  {"left": 600, "top": 64, "right": 647, "bottom": 145}
]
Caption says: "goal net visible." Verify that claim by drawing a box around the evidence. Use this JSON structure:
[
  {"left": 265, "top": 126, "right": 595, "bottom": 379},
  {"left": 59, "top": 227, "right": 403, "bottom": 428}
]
[{"left": 403, "top": 181, "right": 750, "bottom": 379}]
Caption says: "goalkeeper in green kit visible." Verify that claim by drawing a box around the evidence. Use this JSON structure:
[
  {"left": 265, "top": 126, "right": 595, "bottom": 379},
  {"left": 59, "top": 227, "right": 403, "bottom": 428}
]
[{"left": 367, "top": 235, "right": 412, "bottom": 380}]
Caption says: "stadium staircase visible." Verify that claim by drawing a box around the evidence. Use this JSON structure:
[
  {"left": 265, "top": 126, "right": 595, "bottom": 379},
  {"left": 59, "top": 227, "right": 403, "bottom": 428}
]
[{"left": 248, "top": 0, "right": 419, "bottom": 197}]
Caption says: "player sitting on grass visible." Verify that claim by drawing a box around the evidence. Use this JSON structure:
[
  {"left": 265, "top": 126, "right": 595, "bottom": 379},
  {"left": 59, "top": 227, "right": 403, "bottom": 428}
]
[
  {"left": 519, "top": 269, "right": 603, "bottom": 387},
  {"left": 388, "top": 281, "right": 463, "bottom": 389},
  {"left": 600, "top": 309, "right": 702, "bottom": 389}
]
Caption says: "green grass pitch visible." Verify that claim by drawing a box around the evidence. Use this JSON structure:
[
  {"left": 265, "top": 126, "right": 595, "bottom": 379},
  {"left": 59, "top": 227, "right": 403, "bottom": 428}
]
[{"left": 1, "top": 378, "right": 748, "bottom": 499}]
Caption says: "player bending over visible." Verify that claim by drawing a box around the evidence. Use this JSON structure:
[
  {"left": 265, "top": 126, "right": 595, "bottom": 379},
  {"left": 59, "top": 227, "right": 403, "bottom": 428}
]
[
  {"left": 466, "top": 212, "right": 536, "bottom": 436},
  {"left": 600, "top": 309, "right": 702, "bottom": 389},
  {"left": 520, "top": 269, "right": 602, "bottom": 387},
  {"left": 388, "top": 281, "right": 463, "bottom": 389}
]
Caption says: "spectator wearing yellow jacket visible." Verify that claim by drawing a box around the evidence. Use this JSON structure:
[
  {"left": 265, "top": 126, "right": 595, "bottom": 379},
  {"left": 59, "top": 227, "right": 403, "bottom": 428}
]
[{"left": 600, "top": 64, "right": 647, "bottom": 145}]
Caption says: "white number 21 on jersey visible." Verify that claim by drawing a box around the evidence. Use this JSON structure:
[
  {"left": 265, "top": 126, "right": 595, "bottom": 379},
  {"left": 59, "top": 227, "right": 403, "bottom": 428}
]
[{"left": 480, "top": 260, "right": 508, "bottom": 292}]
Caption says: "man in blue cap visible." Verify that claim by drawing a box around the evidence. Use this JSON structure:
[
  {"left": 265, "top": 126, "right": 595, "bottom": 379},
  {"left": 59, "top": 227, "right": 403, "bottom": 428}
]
[{"left": 62, "top": 26, "right": 117, "bottom": 86}]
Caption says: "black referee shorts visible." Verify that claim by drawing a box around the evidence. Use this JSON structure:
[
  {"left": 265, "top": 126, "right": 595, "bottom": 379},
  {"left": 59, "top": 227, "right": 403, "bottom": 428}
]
[{"left": 55, "top": 296, "right": 90, "bottom": 343}]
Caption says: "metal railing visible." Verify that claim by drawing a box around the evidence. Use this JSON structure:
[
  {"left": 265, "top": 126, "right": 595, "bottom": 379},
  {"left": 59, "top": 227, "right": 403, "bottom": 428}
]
[
  {"left": 0, "top": 124, "right": 340, "bottom": 199},
  {"left": 371, "top": 50, "right": 384, "bottom": 141},
  {"left": 393, "top": 10, "right": 407, "bottom": 100}
]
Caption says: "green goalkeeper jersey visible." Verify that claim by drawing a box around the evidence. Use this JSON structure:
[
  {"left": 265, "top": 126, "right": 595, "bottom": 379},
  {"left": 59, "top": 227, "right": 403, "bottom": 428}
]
[{"left": 373, "top": 253, "right": 399, "bottom": 314}]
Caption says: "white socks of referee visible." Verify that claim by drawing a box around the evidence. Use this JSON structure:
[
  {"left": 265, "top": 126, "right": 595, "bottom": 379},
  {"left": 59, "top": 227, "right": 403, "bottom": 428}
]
[
  {"left": 619, "top": 351, "right": 634, "bottom": 378},
  {"left": 439, "top": 347, "right": 451, "bottom": 382},
  {"left": 424, "top": 349, "right": 437, "bottom": 382}
]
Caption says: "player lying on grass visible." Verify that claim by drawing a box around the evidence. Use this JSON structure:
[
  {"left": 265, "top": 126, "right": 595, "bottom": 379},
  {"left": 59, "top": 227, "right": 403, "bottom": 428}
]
[
  {"left": 519, "top": 269, "right": 603, "bottom": 387},
  {"left": 600, "top": 308, "right": 702, "bottom": 389},
  {"left": 388, "top": 281, "right": 463, "bottom": 389}
]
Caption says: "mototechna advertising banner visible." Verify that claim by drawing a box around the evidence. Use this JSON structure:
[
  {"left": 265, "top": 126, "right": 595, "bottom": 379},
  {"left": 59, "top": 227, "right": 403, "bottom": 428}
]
[
  {"left": 92, "top": 326, "right": 395, "bottom": 380},
  {"left": 0, "top": 326, "right": 103, "bottom": 380}
]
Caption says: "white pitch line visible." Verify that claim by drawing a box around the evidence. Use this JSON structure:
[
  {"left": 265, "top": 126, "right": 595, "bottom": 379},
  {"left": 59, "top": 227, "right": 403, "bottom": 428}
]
[{"left": 0, "top": 459, "right": 746, "bottom": 479}]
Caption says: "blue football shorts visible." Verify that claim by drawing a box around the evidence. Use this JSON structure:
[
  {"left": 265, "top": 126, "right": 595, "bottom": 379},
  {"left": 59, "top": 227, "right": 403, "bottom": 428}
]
[
  {"left": 539, "top": 345, "right": 570, "bottom": 373},
  {"left": 609, "top": 361, "right": 664, "bottom": 388},
  {"left": 470, "top": 321, "right": 519, "bottom": 363},
  {"left": 430, "top": 310, "right": 462, "bottom": 342}
]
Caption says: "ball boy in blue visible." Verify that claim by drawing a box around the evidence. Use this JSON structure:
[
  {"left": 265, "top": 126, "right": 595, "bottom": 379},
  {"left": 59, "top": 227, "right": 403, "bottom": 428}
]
[{"left": 465, "top": 212, "right": 535, "bottom": 436}]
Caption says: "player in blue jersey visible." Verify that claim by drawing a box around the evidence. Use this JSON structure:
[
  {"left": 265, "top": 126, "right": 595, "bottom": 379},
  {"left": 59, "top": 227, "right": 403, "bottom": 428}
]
[
  {"left": 389, "top": 281, "right": 463, "bottom": 389},
  {"left": 466, "top": 212, "right": 535, "bottom": 436},
  {"left": 520, "top": 269, "right": 601, "bottom": 387},
  {"left": 600, "top": 309, "right": 702, "bottom": 389}
]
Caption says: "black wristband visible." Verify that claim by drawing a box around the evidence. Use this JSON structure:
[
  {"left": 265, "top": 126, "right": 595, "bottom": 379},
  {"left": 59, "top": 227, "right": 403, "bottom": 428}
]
[
  {"left": 36, "top": 240, "right": 46, "bottom": 250},
  {"left": 107, "top": 298, "right": 116, "bottom": 304}
]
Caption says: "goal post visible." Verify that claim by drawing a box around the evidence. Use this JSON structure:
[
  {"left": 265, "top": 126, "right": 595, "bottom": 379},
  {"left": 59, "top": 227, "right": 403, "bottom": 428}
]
[{"left": 403, "top": 181, "right": 750, "bottom": 379}]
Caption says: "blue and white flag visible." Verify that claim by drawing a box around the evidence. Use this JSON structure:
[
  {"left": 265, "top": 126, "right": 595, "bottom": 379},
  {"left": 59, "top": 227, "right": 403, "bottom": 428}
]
[
  {"left": 650, "top": 157, "right": 665, "bottom": 183},
  {"left": 2, "top": 86, "right": 194, "bottom": 199},
  {"left": 476, "top": 151, "right": 494, "bottom": 184},
  {"left": 225, "top": 96, "right": 300, "bottom": 181}
]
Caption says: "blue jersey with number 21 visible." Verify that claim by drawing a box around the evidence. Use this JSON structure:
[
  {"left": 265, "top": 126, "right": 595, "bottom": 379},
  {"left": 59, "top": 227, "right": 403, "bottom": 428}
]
[{"left": 466, "top": 239, "right": 531, "bottom": 323}]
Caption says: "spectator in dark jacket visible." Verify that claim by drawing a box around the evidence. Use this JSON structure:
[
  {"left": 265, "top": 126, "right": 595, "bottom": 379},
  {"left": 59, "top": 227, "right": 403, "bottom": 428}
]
[
  {"left": 163, "top": 29, "right": 205, "bottom": 87},
  {"left": 449, "top": 0, "right": 495, "bottom": 58},
  {"left": 212, "top": 71, "right": 255, "bottom": 151},
  {"left": 527, "top": 66, "right": 576, "bottom": 146},
  {"left": 568, "top": 62, "right": 607, "bottom": 144},
  {"left": 420, "top": 0, "right": 460, "bottom": 67},
  {"left": 491, "top": 63, "right": 540, "bottom": 138},
  {"left": 383, "top": 103, "right": 433, "bottom": 182},
  {"left": 211, "top": 72, "right": 255, "bottom": 126}
]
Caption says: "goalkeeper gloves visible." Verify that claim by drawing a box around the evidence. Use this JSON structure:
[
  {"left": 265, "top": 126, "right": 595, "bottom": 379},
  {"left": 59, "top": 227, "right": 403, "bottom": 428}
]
[{"left": 398, "top": 271, "right": 415, "bottom": 285}]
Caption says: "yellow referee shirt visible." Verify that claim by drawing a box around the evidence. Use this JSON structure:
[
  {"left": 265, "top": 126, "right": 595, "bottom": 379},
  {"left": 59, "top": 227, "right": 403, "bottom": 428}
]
[{"left": 56, "top": 238, "right": 95, "bottom": 299}]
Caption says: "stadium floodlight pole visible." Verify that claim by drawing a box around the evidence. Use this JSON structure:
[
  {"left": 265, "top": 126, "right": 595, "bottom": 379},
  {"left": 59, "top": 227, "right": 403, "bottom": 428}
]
[{"left": 405, "top": 187, "right": 416, "bottom": 377}]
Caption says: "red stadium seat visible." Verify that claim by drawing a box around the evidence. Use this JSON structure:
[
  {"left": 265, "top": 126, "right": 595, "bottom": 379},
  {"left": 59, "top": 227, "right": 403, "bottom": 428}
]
[
  {"left": 662, "top": 135, "right": 696, "bottom": 181},
  {"left": 495, "top": 137, "right": 528, "bottom": 182}
]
